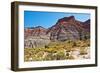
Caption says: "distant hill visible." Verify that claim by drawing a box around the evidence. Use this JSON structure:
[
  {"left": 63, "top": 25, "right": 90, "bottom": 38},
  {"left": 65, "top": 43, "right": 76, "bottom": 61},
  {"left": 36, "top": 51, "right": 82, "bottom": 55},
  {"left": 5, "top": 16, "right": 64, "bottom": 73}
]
[{"left": 24, "top": 16, "right": 90, "bottom": 48}]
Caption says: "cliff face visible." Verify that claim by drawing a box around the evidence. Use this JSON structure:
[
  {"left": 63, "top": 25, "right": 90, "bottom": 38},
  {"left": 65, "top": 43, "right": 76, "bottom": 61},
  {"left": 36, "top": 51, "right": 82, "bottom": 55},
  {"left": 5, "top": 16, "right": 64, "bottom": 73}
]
[
  {"left": 47, "top": 16, "right": 90, "bottom": 41},
  {"left": 82, "top": 19, "right": 90, "bottom": 32},
  {"left": 24, "top": 26, "right": 50, "bottom": 48},
  {"left": 24, "top": 16, "right": 90, "bottom": 48}
]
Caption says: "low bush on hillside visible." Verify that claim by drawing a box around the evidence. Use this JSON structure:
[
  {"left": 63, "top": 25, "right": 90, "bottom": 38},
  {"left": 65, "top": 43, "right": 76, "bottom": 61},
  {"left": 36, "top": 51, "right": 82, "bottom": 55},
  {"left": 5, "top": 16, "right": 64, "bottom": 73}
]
[{"left": 24, "top": 39, "right": 90, "bottom": 61}]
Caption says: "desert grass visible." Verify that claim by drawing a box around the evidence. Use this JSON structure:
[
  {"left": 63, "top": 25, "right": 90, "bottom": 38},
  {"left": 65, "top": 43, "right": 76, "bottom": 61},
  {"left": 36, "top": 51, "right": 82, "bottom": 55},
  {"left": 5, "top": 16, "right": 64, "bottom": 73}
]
[{"left": 24, "top": 39, "right": 90, "bottom": 62}]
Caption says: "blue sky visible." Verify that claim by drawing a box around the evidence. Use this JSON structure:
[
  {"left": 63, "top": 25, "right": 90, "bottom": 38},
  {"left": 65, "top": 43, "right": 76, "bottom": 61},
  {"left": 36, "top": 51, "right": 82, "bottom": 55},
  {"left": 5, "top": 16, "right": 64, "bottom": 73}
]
[{"left": 24, "top": 11, "right": 90, "bottom": 28}]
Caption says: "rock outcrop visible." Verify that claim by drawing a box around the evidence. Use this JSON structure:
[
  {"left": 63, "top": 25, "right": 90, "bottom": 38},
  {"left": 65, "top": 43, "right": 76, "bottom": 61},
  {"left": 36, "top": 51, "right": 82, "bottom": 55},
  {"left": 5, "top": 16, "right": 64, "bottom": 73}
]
[
  {"left": 47, "top": 16, "right": 90, "bottom": 41},
  {"left": 24, "top": 16, "right": 90, "bottom": 48}
]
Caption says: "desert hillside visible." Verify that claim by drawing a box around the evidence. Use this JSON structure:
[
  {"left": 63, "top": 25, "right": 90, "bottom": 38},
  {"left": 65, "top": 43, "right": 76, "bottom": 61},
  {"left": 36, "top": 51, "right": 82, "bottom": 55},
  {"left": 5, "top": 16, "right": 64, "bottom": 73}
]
[{"left": 24, "top": 16, "right": 90, "bottom": 61}]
